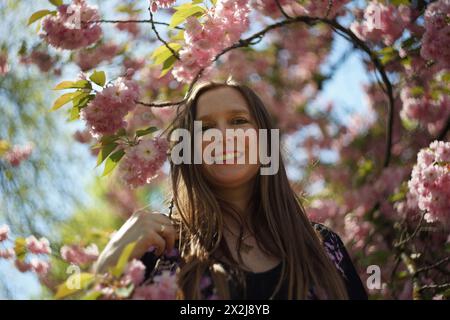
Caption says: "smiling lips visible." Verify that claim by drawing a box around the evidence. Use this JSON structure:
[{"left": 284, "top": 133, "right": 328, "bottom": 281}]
[{"left": 213, "top": 150, "right": 244, "bottom": 163}]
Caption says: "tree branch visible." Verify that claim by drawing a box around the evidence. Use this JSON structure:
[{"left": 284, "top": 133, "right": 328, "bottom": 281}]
[
  {"left": 87, "top": 19, "right": 185, "bottom": 31},
  {"left": 148, "top": 6, "right": 180, "bottom": 60}
]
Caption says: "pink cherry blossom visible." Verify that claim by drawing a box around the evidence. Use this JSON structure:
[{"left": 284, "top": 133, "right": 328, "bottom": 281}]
[
  {"left": 119, "top": 136, "right": 168, "bottom": 188},
  {"left": 172, "top": 0, "right": 251, "bottom": 83},
  {"left": 25, "top": 235, "right": 52, "bottom": 255},
  {"left": 15, "top": 259, "right": 32, "bottom": 273},
  {"left": 60, "top": 243, "right": 99, "bottom": 265},
  {"left": 0, "top": 224, "right": 10, "bottom": 242},
  {"left": 420, "top": 0, "right": 450, "bottom": 70},
  {"left": 122, "top": 259, "right": 146, "bottom": 286},
  {"left": 73, "top": 42, "right": 120, "bottom": 71},
  {"left": 0, "top": 248, "right": 15, "bottom": 259},
  {"left": 73, "top": 129, "right": 93, "bottom": 144},
  {"left": 30, "top": 259, "right": 51, "bottom": 276},
  {"left": 350, "top": 3, "right": 410, "bottom": 45},
  {"left": 116, "top": 15, "right": 141, "bottom": 37},
  {"left": 400, "top": 86, "right": 450, "bottom": 127},
  {"left": 407, "top": 140, "right": 450, "bottom": 226},
  {"left": 20, "top": 49, "right": 55, "bottom": 73},
  {"left": 0, "top": 51, "right": 8, "bottom": 75},
  {"left": 150, "top": 0, "right": 177, "bottom": 13},
  {"left": 3, "top": 143, "right": 33, "bottom": 167},
  {"left": 40, "top": 0, "right": 102, "bottom": 50},
  {"left": 80, "top": 77, "right": 140, "bottom": 138},
  {"left": 132, "top": 270, "right": 177, "bottom": 300}
]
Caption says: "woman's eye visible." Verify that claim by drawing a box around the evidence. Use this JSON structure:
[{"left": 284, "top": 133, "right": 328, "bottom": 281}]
[{"left": 232, "top": 118, "right": 248, "bottom": 125}]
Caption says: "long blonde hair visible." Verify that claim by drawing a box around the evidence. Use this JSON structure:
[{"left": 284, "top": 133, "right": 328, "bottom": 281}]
[{"left": 166, "top": 80, "right": 348, "bottom": 299}]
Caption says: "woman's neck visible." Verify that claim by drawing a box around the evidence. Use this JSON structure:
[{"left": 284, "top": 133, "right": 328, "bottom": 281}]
[{"left": 213, "top": 179, "right": 255, "bottom": 215}]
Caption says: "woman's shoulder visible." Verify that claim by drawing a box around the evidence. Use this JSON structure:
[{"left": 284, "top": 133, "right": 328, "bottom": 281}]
[
  {"left": 311, "top": 221, "right": 368, "bottom": 300},
  {"left": 311, "top": 222, "right": 343, "bottom": 245}
]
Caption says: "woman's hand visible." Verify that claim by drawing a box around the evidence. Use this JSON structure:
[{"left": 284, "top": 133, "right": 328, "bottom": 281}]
[{"left": 93, "top": 210, "right": 178, "bottom": 274}]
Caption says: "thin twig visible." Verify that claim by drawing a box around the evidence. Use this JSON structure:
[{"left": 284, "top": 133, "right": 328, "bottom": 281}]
[
  {"left": 418, "top": 283, "right": 450, "bottom": 293},
  {"left": 415, "top": 257, "right": 450, "bottom": 275},
  {"left": 148, "top": 7, "right": 180, "bottom": 60},
  {"left": 88, "top": 19, "right": 185, "bottom": 31},
  {"left": 274, "top": 0, "right": 292, "bottom": 19},
  {"left": 394, "top": 211, "right": 426, "bottom": 248}
]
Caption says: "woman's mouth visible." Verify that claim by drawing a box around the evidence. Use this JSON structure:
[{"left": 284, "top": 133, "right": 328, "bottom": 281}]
[{"left": 213, "top": 151, "right": 244, "bottom": 163}]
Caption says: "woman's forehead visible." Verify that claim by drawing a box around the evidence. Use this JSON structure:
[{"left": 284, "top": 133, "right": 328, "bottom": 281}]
[{"left": 195, "top": 86, "right": 249, "bottom": 119}]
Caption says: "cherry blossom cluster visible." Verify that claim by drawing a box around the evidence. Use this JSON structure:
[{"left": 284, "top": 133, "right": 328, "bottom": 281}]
[
  {"left": 80, "top": 76, "right": 140, "bottom": 138},
  {"left": 2, "top": 143, "right": 33, "bottom": 167},
  {"left": 119, "top": 136, "right": 169, "bottom": 188},
  {"left": 407, "top": 140, "right": 450, "bottom": 226},
  {"left": 40, "top": 0, "right": 102, "bottom": 50},
  {"left": 172, "top": 0, "right": 251, "bottom": 83},
  {"left": 60, "top": 243, "right": 99, "bottom": 265},
  {"left": 73, "top": 42, "right": 120, "bottom": 71},
  {"left": 0, "top": 226, "right": 52, "bottom": 277},
  {"left": 350, "top": 2, "right": 411, "bottom": 46},
  {"left": 420, "top": 0, "right": 450, "bottom": 70}
]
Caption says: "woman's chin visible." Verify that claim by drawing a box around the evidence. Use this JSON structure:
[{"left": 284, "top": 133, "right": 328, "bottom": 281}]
[{"left": 205, "top": 164, "right": 257, "bottom": 187}]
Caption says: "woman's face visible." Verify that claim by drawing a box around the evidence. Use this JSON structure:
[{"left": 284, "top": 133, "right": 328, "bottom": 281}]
[{"left": 195, "top": 86, "right": 261, "bottom": 189}]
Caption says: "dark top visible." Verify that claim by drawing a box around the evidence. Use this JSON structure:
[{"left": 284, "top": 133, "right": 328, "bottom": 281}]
[{"left": 139, "top": 222, "right": 368, "bottom": 300}]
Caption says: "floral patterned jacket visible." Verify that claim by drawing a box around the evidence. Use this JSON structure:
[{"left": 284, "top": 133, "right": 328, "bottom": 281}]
[{"left": 139, "top": 222, "right": 368, "bottom": 300}]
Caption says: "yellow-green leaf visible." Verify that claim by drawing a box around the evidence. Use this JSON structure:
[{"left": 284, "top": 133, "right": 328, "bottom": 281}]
[
  {"left": 81, "top": 290, "right": 103, "bottom": 300},
  {"left": 102, "top": 149, "right": 125, "bottom": 177},
  {"left": 55, "top": 273, "right": 95, "bottom": 299},
  {"left": 0, "top": 140, "right": 11, "bottom": 156},
  {"left": 96, "top": 142, "right": 118, "bottom": 166},
  {"left": 53, "top": 80, "right": 91, "bottom": 90},
  {"left": 27, "top": 10, "right": 55, "bottom": 26},
  {"left": 171, "top": 30, "right": 185, "bottom": 41},
  {"left": 151, "top": 43, "right": 182, "bottom": 66},
  {"left": 159, "top": 55, "right": 177, "bottom": 78},
  {"left": 49, "top": 0, "right": 63, "bottom": 6},
  {"left": 14, "top": 237, "right": 27, "bottom": 261},
  {"left": 89, "top": 70, "right": 106, "bottom": 87},
  {"left": 111, "top": 241, "right": 137, "bottom": 278},
  {"left": 51, "top": 91, "right": 84, "bottom": 111},
  {"left": 169, "top": 5, "right": 205, "bottom": 29}
]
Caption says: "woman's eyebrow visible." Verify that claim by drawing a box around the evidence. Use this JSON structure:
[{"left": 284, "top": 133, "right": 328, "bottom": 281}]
[{"left": 197, "top": 109, "right": 249, "bottom": 120}]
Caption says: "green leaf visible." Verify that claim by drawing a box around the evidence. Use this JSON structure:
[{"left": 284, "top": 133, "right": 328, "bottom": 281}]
[
  {"left": 96, "top": 142, "right": 118, "bottom": 166},
  {"left": 171, "top": 30, "right": 185, "bottom": 41},
  {"left": 81, "top": 290, "right": 103, "bottom": 300},
  {"left": 169, "top": 5, "right": 205, "bottom": 29},
  {"left": 55, "top": 273, "right": 95, "bottom": 300},
  {"left": 49, "top": 0, "right": 63, "bottom": 6},
  {"left": 151, "top": 43, "right": 182, "bottom": 66},
  {"left": 102, "top": 149, "right": 125, "bottom": 177},
  {"left": 160, "top": 55, "right": 177, "bottom": 78},
  {"left": 391, "top": 0, "right": 410, "bottom": 5},
  {"left": 136, "top": 126, "right": 158, "bottom": 137},
  {"left": 68, "top": 105, "right": 81, "bottom": 121},
  {"left": 111, "top": 241, "right": 137, "bottom": 278},
  {"left": 89, "top": 70, "right": 106, "bottom": 87},
  {"left": 14, "top": 237, "right": 27, "bottom": 261},
  {"left": 27, "top": 10, "right": 55, "bottom": 26},
  {"left": 115, "top": 284, "right": 134, "bottom": 298},
  {"left": 409, "top": 86, "right": 424, "bottom": 97},
  {"left": 73, "top": 93, "right": 94, "bottom": 109},
  {"left": 53, "top": 80, "right": 92, "bottom": 90},
  {"left": 51, "top": 91, "right": 85, "bottom": 111},
  {"left": 440, "top": 71, "right": 450, "bottom": 83}
]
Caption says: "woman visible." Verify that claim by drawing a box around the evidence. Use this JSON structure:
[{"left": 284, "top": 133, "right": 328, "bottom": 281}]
[{"left": 94, "top": 79, "right": 368, "bottom": 300}]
